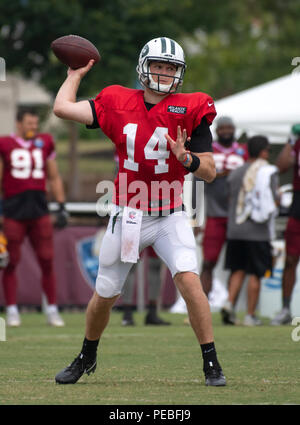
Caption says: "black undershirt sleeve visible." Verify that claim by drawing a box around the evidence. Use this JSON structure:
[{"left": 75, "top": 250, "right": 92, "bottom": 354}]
[
  {"left": 185, "top": 117, "right": 213, "bottom": 153},
  {"left": 86, "top": 100, "right": 100, "bottom": 129}
]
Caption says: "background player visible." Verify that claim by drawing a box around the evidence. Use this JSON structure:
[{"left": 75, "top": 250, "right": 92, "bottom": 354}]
[
  {"left": 0, "top": 108, "right": 68, "bottom": 327},
  {"left": 53, "top": 37, "right": 226, "bottom": 387},
  {"left": 195, "top": 116, "right": 248, "bottom": 296},
  {"left": 271, "top": 124, "right": 300, "bottom": 325}
]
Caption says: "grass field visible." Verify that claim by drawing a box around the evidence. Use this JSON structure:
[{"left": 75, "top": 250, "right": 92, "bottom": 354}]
[{"left": 0, "top": 311, "right": 299, "bottom": 405}]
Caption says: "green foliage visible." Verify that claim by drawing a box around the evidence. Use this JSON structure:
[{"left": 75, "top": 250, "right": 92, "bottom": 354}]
[
  {"left": 0, "top": 0, "right": 299, "bottom": 99},
  {"left": 183, "top": 0, "right": 300, "bottom": 98},
  {"left": 0, "top": 0, "right": 211, "bottom": 96}
]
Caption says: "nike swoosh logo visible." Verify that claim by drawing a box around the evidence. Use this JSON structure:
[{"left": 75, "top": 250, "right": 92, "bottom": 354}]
[
  {"left": 85, "top": 361, "right": 97, "bottom": 373},
  {"left": 208, "top": 102, "right": 214, "bottom": 106},
  {"left": 204, "top": 348, "right": 214, "bottom": 354}
]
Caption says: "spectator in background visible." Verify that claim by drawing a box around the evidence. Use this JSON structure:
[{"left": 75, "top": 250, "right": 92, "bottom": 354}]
[
  {"left": 271, "top": 124, "right": 300, "bottom": 325},
  {"left": 195, "top": 116, "right": 248, "bottom": 296},
  {"left": 221, "top": 136, "right": 279, "bottom": 326},
  {"left": 122, "top": 246, "right": 171, "bottom": 326},
  {"left": 0, "top": 108, "right": 68, "bottom": 327}
]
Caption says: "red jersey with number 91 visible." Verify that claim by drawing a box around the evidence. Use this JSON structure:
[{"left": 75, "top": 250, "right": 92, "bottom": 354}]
[
  {"left": 91, "top": 85, "right": 216, "bottom": 211},
  {"left": 0, "top": 134, "right": 56, "bottom": 199}
]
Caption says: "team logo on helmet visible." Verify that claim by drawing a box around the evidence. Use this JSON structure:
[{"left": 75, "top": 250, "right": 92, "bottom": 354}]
[{"left": 141, "top": 44, "right": 149, "bottom": 58}]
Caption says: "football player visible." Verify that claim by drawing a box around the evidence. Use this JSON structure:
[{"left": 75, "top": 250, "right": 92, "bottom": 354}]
[
  {"left": 0, "top": 109, "right": 68, "bottom": 327},
  {"left": 271, "top": 124, "right": 300, "bottom": 325},
  {"left": 54, "top": 37, "right": 226, "bottom": 386}
]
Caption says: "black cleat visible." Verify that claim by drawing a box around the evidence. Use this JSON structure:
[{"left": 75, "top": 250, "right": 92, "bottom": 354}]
[
  {"left": 55, "top": 353, "right": 97, "bottom": 384},
  {"left": 145, "top": 313, "right": 171, "bottom": 326},
  {"left": 122, "top": 310, "right": 135, "bottom": 326},
  {"left": 122, "top": 318, "right": 135, "bottom": 326},
  {"left": 221, "top": 307, "right": 236, "bottom": 325},
  {"left": 204, "top": 365, "right": 227, "bottom": 387}
]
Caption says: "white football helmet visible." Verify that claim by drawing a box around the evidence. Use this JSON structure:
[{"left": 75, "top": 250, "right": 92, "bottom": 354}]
[{"left": 136, "top": 37, "right": 186, "bottom": 94}]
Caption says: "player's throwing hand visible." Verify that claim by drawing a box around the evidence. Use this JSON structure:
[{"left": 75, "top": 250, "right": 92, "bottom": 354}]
[
  {"left": 67, "top": 59, "right": 95, "bottom": 79},
  {"left": 165, "top": 126, "right": 191, "bottom": 162}
]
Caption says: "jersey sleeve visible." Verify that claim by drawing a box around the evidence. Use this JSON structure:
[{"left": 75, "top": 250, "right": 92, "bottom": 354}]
[
  {"left": 86, "top": 100, "right": 100, "bottom": 129},
  {"left": 193, "top": 94, "right": 217, "bottom": 128},
  {"left": 0, "top": 138, "right": 5, "bottom": 155},
  {"left": 86, "top": 85, "right": 118, "bottom": 132}
]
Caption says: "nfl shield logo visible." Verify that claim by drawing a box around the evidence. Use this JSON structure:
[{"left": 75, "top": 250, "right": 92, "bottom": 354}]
[
  {"left": 236, "top": 147, "right": 245, "bottom": 156},
  {"left": 129, "top": 211, "right": 136, "bottom": 220},
  {"left": 34, "top": 138, "right": 44, "bottom": 148},
  {"left": 76, "top": 237, "right": 99, "bottom": 289}
]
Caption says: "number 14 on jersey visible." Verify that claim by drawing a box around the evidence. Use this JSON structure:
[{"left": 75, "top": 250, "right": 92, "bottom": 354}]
[{"left": 123, "top": 124, "right": 170, "bottom": 174}]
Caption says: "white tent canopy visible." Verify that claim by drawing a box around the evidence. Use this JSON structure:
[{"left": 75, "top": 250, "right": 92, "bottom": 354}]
[{"left": 212, "top": 73, "right": 300, "bottom": 144}]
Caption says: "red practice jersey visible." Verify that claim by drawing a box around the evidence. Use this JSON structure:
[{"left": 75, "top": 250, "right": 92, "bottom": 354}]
[
  {"left": 91, "top": 85, "right": 216, "bottom": 211},
  {"left": 212, "top": 141, "right": 248, "bottom": 174},
  {"left": 204, "top": 141, "right": 248, "bottom": 218},
  {"left": 0, "top": 133, "right": 56, "bottom": 199},
  {"left": 293, "top": 138, "right": 300, "bottom": 191}
]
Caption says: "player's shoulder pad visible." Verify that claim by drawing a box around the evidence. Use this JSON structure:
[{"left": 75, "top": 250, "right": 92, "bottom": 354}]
[
  {"left": 174, "top": 92, "right": 216, "bottom": 125},
  {"left": 0, "top": 135, "right": 15, "bottom": 148},
  {"left": 234, "top": 142, "right": 248, "bottom": 156},
  {"left": 171, "top": 92, "right": 214, "bottom": 115},
  {"left": 0, "top": 135, "right": 13, "bottom": 141},
  {"left": 94, "top": 85, "right": 141, "bottom": 110},
  {"left": 95, "top": 85, "right": 137, "bottom": 100},
  {"left": 172, "top": 91, "right": 213, "bottom": 106}
]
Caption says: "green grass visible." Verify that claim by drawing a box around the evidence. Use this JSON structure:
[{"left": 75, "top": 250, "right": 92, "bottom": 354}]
[{"left": 0, "top": 311, "right": 299, "bottom": 405}]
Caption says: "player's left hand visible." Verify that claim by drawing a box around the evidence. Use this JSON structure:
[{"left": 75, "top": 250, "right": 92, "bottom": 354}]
[
  {"left": 165, "top": 126, "right": 190, "bottom": 162},
  {"left": 55, "top": 203, "right": 69, "bottom": 229}
]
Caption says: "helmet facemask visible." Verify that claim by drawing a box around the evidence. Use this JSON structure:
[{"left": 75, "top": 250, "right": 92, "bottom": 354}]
[{"left": 142, "top": 59, "right": 185, "bottom": 94}]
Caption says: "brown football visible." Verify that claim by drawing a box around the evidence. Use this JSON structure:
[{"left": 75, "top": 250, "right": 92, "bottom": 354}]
[{"left": 51, "top": 35, "right": 101, "bottom": 69}]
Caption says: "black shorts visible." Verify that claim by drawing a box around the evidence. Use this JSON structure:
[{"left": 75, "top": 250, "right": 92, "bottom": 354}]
[{"left": 225, "top": 240, "right": 273, "bottom": 278}]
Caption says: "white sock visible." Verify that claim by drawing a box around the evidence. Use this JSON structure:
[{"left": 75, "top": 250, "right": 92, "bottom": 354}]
[
  {"left": 7, "top": 305, "right": 19, "bottom": 315},
  {"left": 46, "top": 305, "right": 58, "bottom": 315}
]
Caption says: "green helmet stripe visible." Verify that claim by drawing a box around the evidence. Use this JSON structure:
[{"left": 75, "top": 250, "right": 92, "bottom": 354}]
[
  {"left": 160, "top": 37, "right": 167, "bottom": 53},
  {"left": 170, "top": 39, "right": 176, "bottom": 55}
]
